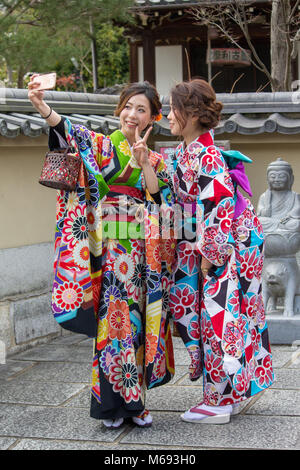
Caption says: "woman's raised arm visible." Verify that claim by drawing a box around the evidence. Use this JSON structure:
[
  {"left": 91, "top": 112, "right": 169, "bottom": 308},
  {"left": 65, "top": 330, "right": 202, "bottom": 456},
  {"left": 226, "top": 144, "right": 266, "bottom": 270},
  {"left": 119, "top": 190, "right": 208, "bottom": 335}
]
[{"left": 28, "top": 74, "right": 61, "bottom": 127}]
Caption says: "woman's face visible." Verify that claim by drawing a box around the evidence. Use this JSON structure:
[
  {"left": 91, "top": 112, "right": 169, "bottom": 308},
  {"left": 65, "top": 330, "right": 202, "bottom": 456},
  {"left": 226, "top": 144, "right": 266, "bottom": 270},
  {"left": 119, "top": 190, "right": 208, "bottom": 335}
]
[
  {"left": 167, "top": 104, "right": 182, "bottom": 136},
  {"left": 167, "top": 100, "right": 196, "bottom": 137},
  {"left": 119, "top": 94, "right": 153, "bottom": 142}
]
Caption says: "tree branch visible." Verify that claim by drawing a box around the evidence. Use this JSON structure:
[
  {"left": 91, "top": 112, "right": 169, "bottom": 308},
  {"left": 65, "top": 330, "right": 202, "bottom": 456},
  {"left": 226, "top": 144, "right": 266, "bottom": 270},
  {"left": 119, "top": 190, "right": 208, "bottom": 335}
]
[
  {"left": 231, "top": 2, "right": 273, "bottom": 80},
  {"left": 0, "top": 0, "right": 27, "bottom": 22},
  {"left": 191, "top": 4, "right": 273, "bottom": 82},
  {"left": 289, "top": 0, "right": 300, "bottom": 23}
]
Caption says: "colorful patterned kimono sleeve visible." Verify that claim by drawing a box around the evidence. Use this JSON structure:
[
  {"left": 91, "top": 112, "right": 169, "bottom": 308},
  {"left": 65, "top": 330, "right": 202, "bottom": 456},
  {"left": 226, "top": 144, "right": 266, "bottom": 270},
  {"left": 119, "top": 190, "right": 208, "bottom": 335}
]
[
  {"left": 145, "top": 151, "right": 176, "bottom": 258},
  {"left": 63, "top": 118, "right": 110, "bottom": 200},
  {"left": 144, "top": 150, "right": 176, "bottom": 208},
  {"left": 52, "top": 119, "right": 114, "bottom": 337},
  {"left": 155, "top": 154, "right": 176, "bottom": 207},
  {"left": 196, "top": 145, "right": 236, "bottom": 266},
  {"left": 136, "top": 151, "right": 176, "bottom": 389}
]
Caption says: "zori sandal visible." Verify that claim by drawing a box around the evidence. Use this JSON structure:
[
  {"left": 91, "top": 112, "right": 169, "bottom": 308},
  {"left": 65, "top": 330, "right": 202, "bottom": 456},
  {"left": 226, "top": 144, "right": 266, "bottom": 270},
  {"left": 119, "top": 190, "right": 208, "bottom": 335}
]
[
  {"left": 132, "top": 409, "right": 153, "bottom": 428},
  {"left": 181, "top": 402, "right": 232, "bottom": 424},
  {"left": 103, "top": 418, "right": 124, "bottom": 429}
]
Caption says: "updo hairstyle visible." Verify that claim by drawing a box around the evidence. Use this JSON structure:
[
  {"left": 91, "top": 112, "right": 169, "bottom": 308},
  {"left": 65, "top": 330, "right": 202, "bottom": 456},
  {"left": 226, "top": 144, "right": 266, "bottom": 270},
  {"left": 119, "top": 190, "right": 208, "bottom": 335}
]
[
  {"left": 115, "top": 81, "right": 162, "bottom": 120},
  {"left": 170, "top": 79, "right": 223, "bottom": 132}
]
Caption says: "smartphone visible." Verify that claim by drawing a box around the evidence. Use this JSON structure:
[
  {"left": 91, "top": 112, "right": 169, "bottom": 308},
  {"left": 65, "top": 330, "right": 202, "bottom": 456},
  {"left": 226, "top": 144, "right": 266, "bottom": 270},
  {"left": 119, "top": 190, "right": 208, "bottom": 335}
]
[{"left": 33, "top": 73, "right": 56, "bottom": 90}]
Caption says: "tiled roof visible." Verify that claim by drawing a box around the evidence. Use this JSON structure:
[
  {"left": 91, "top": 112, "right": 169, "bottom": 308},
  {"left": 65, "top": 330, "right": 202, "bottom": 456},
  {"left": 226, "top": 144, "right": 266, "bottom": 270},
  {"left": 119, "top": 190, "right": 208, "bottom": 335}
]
[
  {"left": 0, "top": 112, "right": 121, "bottom": 138},
  {"left": 217, "top": 113, "right": 300, "bottom": 135},
  {"left": 1, "top": 88, "right": 300, "bottom": 138}
]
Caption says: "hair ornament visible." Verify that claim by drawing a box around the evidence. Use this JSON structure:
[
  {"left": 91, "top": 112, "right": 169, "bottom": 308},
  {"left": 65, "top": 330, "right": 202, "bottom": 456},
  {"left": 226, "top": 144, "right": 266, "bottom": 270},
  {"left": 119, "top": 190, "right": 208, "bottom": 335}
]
[{"left": 155, "top": 110, "right": 163, "bottom": 122}]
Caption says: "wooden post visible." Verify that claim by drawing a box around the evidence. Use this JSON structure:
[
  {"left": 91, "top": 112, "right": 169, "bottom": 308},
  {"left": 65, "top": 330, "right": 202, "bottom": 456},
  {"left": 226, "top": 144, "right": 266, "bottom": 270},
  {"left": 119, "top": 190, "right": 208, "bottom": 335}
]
[
  {"left": 142, "top": 32, "right": 156, "bottom": 85},
  {"left": 207, "top": 29, "right": 212, "bottom": 83},
  {"left": 130, "top": 41, "right": 139, "bottom": 83}
]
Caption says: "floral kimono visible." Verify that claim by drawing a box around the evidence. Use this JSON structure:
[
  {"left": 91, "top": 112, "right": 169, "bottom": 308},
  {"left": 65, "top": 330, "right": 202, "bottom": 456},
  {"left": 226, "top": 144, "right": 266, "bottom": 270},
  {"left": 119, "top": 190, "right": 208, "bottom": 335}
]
[
  {"left": 51, "top": 119, "right": 176, "bottom": 420},
  {"left": 170, "top": 130, "right": 274, "bottom": 406}
]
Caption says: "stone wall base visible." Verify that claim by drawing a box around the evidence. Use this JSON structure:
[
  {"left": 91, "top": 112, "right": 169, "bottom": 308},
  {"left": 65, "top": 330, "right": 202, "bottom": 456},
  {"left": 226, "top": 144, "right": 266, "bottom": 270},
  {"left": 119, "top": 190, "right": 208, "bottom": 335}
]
[
  {"left": 0, "top": 292, "right": 70, "bottom": 361},
  {"left": 0, "top": 243, "right": 70, "bottom": 361}
]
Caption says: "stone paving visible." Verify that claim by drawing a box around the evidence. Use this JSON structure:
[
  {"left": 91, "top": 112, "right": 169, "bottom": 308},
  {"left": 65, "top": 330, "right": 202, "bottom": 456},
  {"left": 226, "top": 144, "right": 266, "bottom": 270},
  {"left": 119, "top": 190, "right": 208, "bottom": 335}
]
[{"left": 0, "top": 333, "right": 299, "bottom": 451}]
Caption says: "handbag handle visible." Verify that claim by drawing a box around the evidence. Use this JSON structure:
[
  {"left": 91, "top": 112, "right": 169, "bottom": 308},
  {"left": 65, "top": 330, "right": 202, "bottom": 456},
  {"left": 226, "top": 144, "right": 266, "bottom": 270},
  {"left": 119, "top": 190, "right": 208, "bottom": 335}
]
[
  {"left": 51, "top": 129, "right": 72, "bottom": 155},
  {"left": 53, "top": 128, "right": 69, "bottom": 149}
]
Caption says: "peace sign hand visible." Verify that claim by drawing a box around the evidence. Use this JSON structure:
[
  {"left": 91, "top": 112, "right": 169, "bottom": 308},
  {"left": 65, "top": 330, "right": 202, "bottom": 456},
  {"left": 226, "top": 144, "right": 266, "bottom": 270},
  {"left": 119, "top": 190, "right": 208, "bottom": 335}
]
[{"left": 132, "top": 126, "right": 153, "bottom": 168}]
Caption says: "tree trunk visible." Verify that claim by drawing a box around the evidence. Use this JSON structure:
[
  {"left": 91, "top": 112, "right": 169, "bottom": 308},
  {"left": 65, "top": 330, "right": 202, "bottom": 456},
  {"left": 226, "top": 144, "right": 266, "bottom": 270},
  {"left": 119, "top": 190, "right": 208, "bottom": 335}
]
[
  {"left": 271, "top": 0, "right": 291, "bottom": 91},
  {"left": 17, "top": 64, "right": 24, "bottom": 89},
  {"left": 6, "top": 64, "right": 13, "bottom": 88}
]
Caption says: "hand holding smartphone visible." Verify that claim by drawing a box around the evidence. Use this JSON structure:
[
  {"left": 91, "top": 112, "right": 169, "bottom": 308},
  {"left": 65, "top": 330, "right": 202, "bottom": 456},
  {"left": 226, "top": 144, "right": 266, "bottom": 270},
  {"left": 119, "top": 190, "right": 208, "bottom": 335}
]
[{"left": 32, "top": 73, "right": 57, "bottom": 90}]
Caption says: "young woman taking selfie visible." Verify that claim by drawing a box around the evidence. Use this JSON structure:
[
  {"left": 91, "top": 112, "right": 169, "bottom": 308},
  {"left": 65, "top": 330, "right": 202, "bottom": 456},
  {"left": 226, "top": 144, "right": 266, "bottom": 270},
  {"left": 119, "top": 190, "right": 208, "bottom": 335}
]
[{"left": 28, "top": 76, "right": 176, "bottom": 429}]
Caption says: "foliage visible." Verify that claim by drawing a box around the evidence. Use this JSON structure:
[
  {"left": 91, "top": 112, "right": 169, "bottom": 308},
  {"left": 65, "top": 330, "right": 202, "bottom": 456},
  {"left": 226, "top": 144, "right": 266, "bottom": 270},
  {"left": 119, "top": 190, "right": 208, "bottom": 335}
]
[
  {"left": 56, "top": 74, "right": 77, "bottom": 92},
  {"left": 0, "top": 0, "right": 134, "bottom": 89},
  {"left": 96, "top": 23, "right": 129, "bottom": 88}
]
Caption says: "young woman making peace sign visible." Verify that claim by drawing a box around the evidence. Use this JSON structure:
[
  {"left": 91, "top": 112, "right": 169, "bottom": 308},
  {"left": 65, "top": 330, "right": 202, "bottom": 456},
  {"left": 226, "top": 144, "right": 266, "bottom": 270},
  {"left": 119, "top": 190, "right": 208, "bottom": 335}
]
[{"left": 28, "top": 78, "right": 176, "bottom": 429}]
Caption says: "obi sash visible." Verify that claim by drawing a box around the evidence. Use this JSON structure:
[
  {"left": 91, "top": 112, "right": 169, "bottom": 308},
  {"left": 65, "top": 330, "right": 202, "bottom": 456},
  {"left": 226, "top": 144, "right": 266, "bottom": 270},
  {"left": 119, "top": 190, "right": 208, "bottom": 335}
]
[{"left": 101, "top": 185, "right": 145, "bottom": 239}]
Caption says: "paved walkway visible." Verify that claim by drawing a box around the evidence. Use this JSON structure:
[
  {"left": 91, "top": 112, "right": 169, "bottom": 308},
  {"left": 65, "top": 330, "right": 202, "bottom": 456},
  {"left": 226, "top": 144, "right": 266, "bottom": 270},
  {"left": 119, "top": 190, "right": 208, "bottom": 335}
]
[{"left": 0, "top": 333, "right": 299, "bottom": 451}]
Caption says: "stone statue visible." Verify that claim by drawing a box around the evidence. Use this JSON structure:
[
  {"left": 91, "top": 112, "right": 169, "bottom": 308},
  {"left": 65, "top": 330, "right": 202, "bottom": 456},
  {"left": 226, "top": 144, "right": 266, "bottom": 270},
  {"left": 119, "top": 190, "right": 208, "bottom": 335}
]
[
  {"left": 262, "top": 260, "right": 300, "bottom": 316},
  {"left": 257, "top": 158, "right": 300, "bottom": 316}
]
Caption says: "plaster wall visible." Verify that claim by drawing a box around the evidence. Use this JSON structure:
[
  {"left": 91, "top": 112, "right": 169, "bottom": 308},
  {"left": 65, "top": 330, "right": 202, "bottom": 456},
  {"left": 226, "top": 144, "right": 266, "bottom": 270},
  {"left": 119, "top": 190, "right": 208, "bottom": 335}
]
[
  {"left": 218, "top": 132, "right": 300, "bottom": 210},
  {"left": 137, "top": 44, "right": 183, "bottom": 97},
  {"left": 155, "top": 45, "right": 183, "bottom": 97},
  {"left": 0, "top": 135, "right": 56, "bottom": 249}
]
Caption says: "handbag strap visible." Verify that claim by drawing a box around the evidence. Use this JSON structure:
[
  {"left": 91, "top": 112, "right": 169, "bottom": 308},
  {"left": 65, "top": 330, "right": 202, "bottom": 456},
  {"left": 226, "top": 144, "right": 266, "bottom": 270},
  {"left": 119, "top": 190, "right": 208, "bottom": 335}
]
[{"left": 53, "top": 128, "right": 69, "bottom": 149}]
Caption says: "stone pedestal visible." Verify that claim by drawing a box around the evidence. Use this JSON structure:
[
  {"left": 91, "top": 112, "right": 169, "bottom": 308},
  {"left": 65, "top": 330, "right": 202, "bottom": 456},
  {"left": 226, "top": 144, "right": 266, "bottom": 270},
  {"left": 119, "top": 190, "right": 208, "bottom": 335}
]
[
  {"left": 266, "top": 312, "right": 300, "bottom": 345},
  {"left": 264, "top": 253, "right": 300, "bottom": 344}
]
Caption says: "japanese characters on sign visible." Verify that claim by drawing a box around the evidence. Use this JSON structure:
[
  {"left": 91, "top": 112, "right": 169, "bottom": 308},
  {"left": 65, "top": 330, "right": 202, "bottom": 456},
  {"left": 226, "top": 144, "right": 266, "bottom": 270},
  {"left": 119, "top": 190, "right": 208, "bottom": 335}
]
[{"left": 207, "top": 48, "right": 251, "bottom": 66}]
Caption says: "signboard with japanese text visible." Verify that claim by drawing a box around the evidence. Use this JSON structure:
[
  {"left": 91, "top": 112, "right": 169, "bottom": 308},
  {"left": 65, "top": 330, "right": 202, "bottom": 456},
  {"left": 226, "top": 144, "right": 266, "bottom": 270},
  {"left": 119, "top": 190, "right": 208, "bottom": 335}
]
[{"left": 207, "top": 48, "right": 251, "bottom": 67}]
